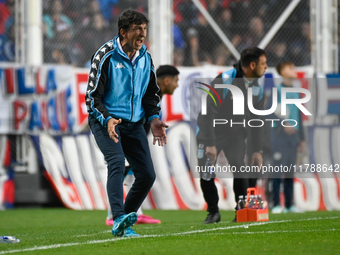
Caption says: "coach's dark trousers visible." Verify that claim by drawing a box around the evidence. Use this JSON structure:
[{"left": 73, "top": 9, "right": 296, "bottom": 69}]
[
  {"left": 199, "top": 132, "right": 249, "bottom": 213},
  {"left": 89, "top": 115, "right": 155, "bottom": 220}
]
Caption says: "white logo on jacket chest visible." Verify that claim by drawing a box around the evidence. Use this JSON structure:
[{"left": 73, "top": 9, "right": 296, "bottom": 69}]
[{"left": 115, "top": 63, "right": 126, "bottom": 69}]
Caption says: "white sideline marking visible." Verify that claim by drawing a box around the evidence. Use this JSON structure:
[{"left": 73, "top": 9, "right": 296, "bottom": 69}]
[
  {"left": 76, "top": 230, "right": 110, "bottom": 237},
  {"left": 203, "top": 228, "right": 339, "bottom": 235},
  {"left": 0, "top": 216, "right": 338, "bottom": 254}
]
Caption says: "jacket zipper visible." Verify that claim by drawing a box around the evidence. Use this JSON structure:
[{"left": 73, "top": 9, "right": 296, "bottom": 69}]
[
  {"left": 130, "top": 66, "right": 135, "bottom": 121},
  {"left": 127, "top": 50, "right": 146, "bottom": 122}
]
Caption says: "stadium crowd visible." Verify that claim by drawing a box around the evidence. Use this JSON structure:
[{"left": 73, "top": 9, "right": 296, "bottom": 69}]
[
  {"left": 0, "top": 0, "right": 314, "bottom": 67},
  {"left": 173, "top": 0, "right": 311, "bottom": 67}
]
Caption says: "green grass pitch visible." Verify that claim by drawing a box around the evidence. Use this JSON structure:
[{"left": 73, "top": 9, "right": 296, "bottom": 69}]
[{"left": 0, "top": 209, "right": 339, "bottom": 254}]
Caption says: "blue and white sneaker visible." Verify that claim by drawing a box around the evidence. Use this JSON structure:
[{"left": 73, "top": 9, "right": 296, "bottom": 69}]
[
  {"left": 124, "top": 227, "right": 140, "bottom": 237},
  {"left": 112, "top": 212, "right": 138, "bottom": 237}
]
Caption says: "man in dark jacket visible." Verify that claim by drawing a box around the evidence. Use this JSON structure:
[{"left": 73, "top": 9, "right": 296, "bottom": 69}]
[{"left": 196, "top": 47, "right": 268, "bottom": 223}]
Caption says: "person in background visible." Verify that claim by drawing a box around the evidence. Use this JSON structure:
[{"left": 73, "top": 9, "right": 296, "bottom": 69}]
[
  {"left": 196, "top": 47, "right": 267, "bottom": 223},
  {"left": 183, "top": 27, "right": 200, "bottom": 66},
  {"left": 271, "top": 62, "right": 305, "bottom": 214},
  {"left": 155, "top": 65, "right": 180, "bottom": 97},
  {"left": 86, "top": 10, "right": 168, "bottom": 237},
  {"left": 43, "top": 0, "right": 74, "bottom": 41},
  {"left": 106, "top": 65, "right": 180, "bottom": 226}
]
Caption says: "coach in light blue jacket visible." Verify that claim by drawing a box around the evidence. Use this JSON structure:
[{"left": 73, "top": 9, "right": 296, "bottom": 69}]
[{"left": 85, "top": 10, "right": 168, "bottom": 238}]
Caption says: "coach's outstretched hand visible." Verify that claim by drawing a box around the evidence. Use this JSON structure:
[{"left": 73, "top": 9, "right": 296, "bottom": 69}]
[
  {"left": 151, "top": 118, "right": 168, "bottom": 146},
  {"left": 107, "top": 118, "right": 122, "bottom": 143}
]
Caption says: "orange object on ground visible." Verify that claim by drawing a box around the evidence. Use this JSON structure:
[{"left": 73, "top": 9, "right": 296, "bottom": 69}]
[{"left": 236, "top": 188, "right": 269, "bottom": 223}]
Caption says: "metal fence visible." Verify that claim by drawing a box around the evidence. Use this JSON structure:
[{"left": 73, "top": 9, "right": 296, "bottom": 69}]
[
  {"left": 41, "top": 0, "right": 148, "bottom": 67},
  {"left": 0, "top": 0, "right": 337, "bottom": 67},
  {"left": 174, "top": 0, "right": 311, "bottom": 67},
  {"left": 0, "top": 0, "right": 149, "bottom": 67}
]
